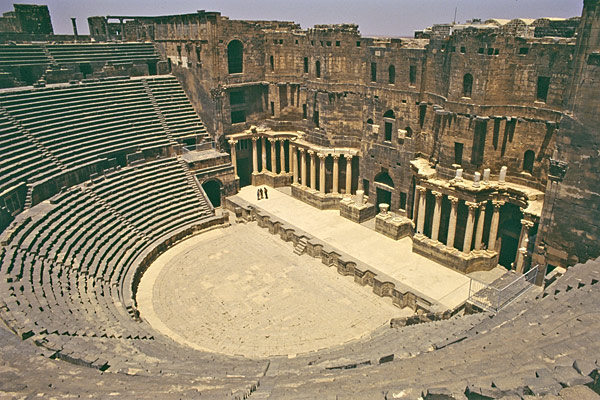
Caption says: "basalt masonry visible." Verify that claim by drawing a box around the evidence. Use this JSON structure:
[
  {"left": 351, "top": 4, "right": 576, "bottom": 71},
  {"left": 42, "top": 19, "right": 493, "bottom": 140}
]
[{"left": 85, "top": 1, "right": 599, "bottom": 273}]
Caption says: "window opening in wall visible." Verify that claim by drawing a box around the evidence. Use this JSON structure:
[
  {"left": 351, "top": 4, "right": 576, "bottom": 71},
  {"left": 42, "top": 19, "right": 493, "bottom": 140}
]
[
  {"left": 519, "top": 47, "right": 529, "bottom": 55},
  {"left": 227, "top": 39, "right": 243, "bottom": 74},
  {"left": 454, "top": 142, "right": 463, "bottom": 165},
  {"left": 409, "top": 65, "right": 417, "bottom": 86},
  {"left": 462, "top": 73, "right": 473, "bottom": 97},
  {"left": 478, "top": 47, "right": 484, "bottom": 54},
  {"left": 270, "top": 101, "right": 275, "bottom": 116},
  {"left": 336, "top": 41, "right": 340, "bottom": 46},
  {"left": 371, "top": 62, "right": 377, "bottom": 82},
  {"left": 303, "top": 57, "right": 309, "bottom": 73},
  {"left": 320, "top": 41, "right": 324, "bottom": 46},
  {"left": 366, "top": 118, "right": 373, "bottom": 125},
  {"left": 229, "top": 91, "right": 245, "bottom": 105},
  {"left": 315, "top": 60, "right": 321, "bottom": 78},
  {"left": 195, "top": 46, "right": 201, "bottom": 62},
  {"left": 451, "top": 46, "right": 456, "bottom": 52},
  {"left": 311, "top": 40, "right": 314, "bottom": 45},
  {"left": 269, "top": 55, "right": 274, "bottom": 71},
  {"left": 279, "top": 39, "right": 283, "bottom": 44},
  {"left": 494, "top": 48, "right": 500, "bottom": 55},
  {"left": 326, "top": 41, "right": 331, "bottom": 46},
  {"left": 363, "top": 179, "right": 369, "bottom": 196},
  {"left": 388, "top": 65, "right": 395, "bottom": 84},
  {"left": 536, "top": 76, "right": 550, "bottom": 102},
  {"left": 79, "top": 63, "right": 92, "bottom": 78},
  {"left": 405, "top": 126, "right": 412, "bottom": 137},
  {"left": 523, "top": 150, "right": 535, "bottom": 173},
  {"left": 383, "top": 110, "right": 395, "bottom": 142},
  {"left": 313, "top": 110, "right": 320, "bottom": 127},
  {"left": 460, "top": 46, "right": 466, "bottom": 53},
  {"left": 487, "top": 48, "right": 494, "bottom": 55},
  {"left": 231, "top": 110, "right": 246, "bottom": 124},
  {"left": 295, "top": 39, "right": 298, "bottom": 44},
  {"left": 302, "top": 104, "right": 307, "bottom": 119},
  {"left": 356, "top": 41, "right": 361, "bottom": 47}
]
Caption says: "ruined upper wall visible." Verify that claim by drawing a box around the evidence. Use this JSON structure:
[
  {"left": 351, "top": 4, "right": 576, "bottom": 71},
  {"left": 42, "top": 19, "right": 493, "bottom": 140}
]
[{"left": 0, "top": 4, "right": 53, "bottom": 35}]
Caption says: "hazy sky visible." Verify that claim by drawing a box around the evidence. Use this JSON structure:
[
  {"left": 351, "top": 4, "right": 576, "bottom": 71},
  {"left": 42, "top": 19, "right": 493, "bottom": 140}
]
[{"left": 1, "top": 0, "right": 584, "bottom": 37}]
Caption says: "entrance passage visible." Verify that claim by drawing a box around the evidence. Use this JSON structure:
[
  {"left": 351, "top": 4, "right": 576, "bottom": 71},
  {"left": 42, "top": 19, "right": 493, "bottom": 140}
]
[
  {"left": 202, "top": 180, "right": 221, "bottom": 207},
  {"left": 374, "top": 171, "right": 394, "bottom": 212},
  {"left": 237, "top": 157, "right": 251, "bottom": 188},
  {"left": 376, "top": 188, "right": 392, "bottom": 213}
]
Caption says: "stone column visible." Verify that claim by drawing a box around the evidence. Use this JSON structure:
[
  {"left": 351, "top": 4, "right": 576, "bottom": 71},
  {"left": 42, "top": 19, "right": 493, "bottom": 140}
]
[
  {"left": 474, "top": 202, "right": 487, "bottom": 250},
  {"left": 251, "top": 137, "right": 258, "bottom": 174},
  {"left": 228, "top": 140, "right": 238, "bottom": 178},
  {"left": 279, "top": 140, "right": 286, "bottom": 174},
  {"left": 261, "top": 137, "right": 267, "bottom": 173},
  {"left": 318, "top": 153, "right": 326, "bottom": 194},
  {"left": 345, "top": 155, "right": 353, "bottom": 195},
  {"left": 269, "top": 138, "right": 277, "bottom": 173},
  {"left": 416, "top": 186, "right": 427, "bottom": 234},
  {"left": 515, "top": 219, "right": 535, "bottom": 273},
  {"left": 308, "top": 150, "right": 316, "bottom": 190},
  {"left": 332, "top": 155, "right": 340, "bottom": 194},
  {"left": 413, "top": 186, "right": 421, "bottom": 223},
  {"left": 446, "top": 196, "right": 459, "bottom": 249},
  {"left": 487, "top": 200, "right": 503, "bottom": 251},
  {"left": 431, "top": 191, "right": 443, "bottom": 241},
  {"left": 300, "top": 148, "right": 307, "bottom": 187},
  {"left": 462, "top": 201, "right": 478, "bottom": 253},
  {"left": 291, "top": 145, "right": 298, "bottom": 183}
]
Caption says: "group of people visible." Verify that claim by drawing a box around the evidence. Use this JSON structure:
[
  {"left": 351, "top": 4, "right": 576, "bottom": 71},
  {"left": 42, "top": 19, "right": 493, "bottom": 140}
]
[{"left": 257, "top": 187, "right": 269, "bottom": 200}]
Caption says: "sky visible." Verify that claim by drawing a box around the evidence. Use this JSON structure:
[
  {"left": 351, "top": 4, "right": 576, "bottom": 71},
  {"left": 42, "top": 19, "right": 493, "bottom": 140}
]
[{"left": 0, "top": 0, "right": 584, "bottom": 37}]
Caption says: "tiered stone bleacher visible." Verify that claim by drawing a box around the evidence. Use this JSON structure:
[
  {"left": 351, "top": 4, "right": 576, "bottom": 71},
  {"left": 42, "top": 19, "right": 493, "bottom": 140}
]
[
  {"left": 0, "top": 44, "right": 49, "bottom": 69},
  {"left": 0, "top": 157, "right": 267, "bottom": 382},
  {"left": 144, "top": 76, "right": 210, "bottom": 143},
  {"left": 0, "top": 113, "right": 62, "bottom": 196},
  {"left": 46, "top": 43, "right": 159, "bottom": 66}
]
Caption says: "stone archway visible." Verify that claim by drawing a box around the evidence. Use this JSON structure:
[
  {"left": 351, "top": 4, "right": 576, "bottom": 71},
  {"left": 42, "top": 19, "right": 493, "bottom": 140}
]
[
  {"left": 202, "top": 179, "right": 222, "bottom": 208},
  {"left": 374, "top": 171, "right": 394, "bottom": 213}
]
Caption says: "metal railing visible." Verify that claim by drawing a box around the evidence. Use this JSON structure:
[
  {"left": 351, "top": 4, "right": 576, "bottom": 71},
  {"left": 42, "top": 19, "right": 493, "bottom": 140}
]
[
  {"left": 182, "top": 141, "right": 216, "bottom": 153},
  {"left": 468, "top": 265, "right": 539, "bottom": 312}
]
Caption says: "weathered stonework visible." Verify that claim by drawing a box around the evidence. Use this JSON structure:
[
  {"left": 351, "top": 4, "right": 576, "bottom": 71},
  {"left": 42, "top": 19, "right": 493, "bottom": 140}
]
[{"left": 375, "top": 212, "right": 414, "bottom": 240}]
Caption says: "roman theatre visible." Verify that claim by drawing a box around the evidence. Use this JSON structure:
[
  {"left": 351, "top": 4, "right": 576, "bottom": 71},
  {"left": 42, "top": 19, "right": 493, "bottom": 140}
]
[{"left": 0, "top": 2, "right": 599, "bottom": 399}]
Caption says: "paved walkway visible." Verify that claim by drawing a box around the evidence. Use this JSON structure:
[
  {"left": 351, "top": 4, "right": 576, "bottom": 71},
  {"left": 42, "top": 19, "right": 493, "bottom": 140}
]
[{"left": 236, "top": 185, "right": 472, "bottom": 309}]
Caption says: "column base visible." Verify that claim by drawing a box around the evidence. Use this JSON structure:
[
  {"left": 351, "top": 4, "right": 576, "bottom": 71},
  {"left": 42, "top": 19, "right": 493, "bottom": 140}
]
[
  {"left": 291, "top": 183, "right": 344, "bottom": 210},
  {"left": 251, "top": 171, "right": 292, "bottom": 187},
  {"left": 375, "top": 212, "right": 415, "bottom": 240},
  {"left": 412, "top": 234, "right": 499, "bottom": 274},
  {"left": 339, "top": 196, "right": 376, "bottom": 223}
]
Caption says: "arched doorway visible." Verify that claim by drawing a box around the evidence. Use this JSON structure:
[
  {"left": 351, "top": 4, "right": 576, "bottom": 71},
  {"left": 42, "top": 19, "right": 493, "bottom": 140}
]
[
  {"left": 202, "top": 180, "right": 222, "bottom": 208},
  {"left": 374, "top": 171, "right": 394, "bottom": 213}
]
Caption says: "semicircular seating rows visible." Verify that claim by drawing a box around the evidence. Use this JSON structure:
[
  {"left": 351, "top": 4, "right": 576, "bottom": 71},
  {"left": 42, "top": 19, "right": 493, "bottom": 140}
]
[{"left": 0, "top": 74, "right": 599, "bottom": 399}]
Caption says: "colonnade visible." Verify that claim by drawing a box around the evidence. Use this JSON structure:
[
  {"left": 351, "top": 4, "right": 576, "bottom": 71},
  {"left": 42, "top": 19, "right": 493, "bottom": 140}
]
[
  {"left": 291, "top": 145, "right": 354, "bottom": 195},
  {"left": 413, "top": 185, "right": 535, "bottom": 265},
  {"left": 228, "top": 136, "right": 292, "bottom": 177}
]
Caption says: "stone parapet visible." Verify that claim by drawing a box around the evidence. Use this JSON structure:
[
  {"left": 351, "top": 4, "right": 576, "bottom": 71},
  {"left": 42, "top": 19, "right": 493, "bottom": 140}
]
[
  {"left": 412, "top": 234, "right": 498, "bottom": 274},
  {"left": 291, "top": 183, "right": 343, "bottom": 210},
  {"left": 251, "top": 171, "right": 292, "bottom": 187},
  {"left": 339, "top": 196, "right": 376, "bottom": 223},
  {"left": 375, "top": 212, "right": 414, "bottom": 240}
]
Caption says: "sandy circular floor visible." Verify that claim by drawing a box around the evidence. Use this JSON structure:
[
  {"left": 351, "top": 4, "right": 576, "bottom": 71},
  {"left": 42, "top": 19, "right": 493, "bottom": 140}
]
[{"left": 136, "top": 222, "right": 409, "bottom": 358}]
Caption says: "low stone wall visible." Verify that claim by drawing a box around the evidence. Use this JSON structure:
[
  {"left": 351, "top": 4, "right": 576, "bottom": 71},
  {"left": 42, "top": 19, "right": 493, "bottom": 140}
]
[
  {"left": 339, "top": 197, "right": 376, "bottom": 222},
  {"left": 227, "top": 197, "right": 444, "bottom": 313},
  {"left": 291, "top": 184, "right": 343, "bottom": 210},
  {"left": 412, "top": 234, "right": 498, "bottom": 274},
  {"left": 375, "top": 212, "right": 414, "bottom": 240},
  {"left": 252, "top": 172, "right": 292, "bottom": 188},
  {"left": 125, "top": 214, "right": 230, "bottom": 316}
]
